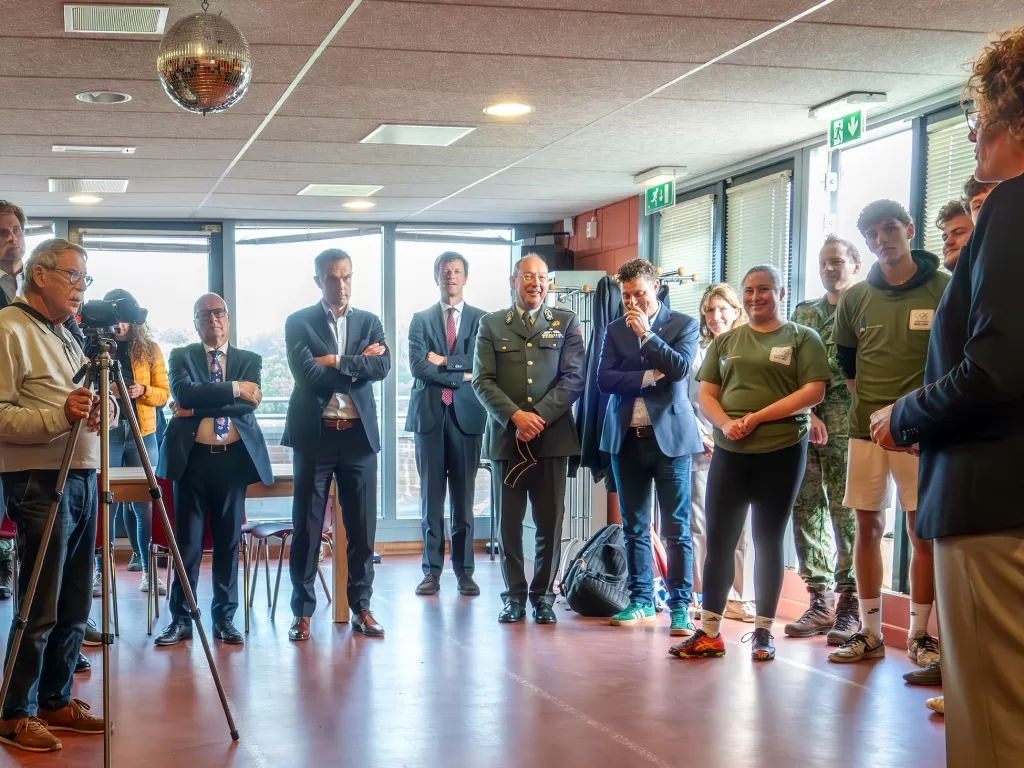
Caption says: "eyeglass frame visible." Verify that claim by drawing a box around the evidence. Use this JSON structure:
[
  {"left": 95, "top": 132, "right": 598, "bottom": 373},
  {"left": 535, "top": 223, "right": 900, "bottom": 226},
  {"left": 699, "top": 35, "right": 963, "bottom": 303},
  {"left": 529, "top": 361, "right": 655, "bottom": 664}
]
[
  {"left": 962, "top": 100, "right": 979, "bottom": 137},
  {"left": 515, "top": 272, "right": 550, "bottom": 283},
  {"left": 42, "top": 265, "right": 93, "bottom": 288},
  {"left": 194, "top": 308, "right": 229, "bottom": 321}
]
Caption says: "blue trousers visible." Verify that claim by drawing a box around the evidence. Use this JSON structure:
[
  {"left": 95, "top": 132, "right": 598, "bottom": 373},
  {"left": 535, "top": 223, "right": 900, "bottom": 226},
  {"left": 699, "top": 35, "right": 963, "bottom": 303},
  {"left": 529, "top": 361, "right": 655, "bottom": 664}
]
[{"left": 97, "top": 423, "right": 157, "bottom": 571}]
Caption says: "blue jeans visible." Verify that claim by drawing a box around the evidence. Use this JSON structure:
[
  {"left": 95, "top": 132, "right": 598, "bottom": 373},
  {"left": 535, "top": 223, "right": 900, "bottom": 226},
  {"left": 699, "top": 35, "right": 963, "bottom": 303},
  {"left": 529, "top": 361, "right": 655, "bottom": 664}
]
[
  {"left": 610, "top": 433, "right": 693, "bottom": 610},
  {"left": 97, "top": 423, "right": 157, "bottom": 571},
  {"left": 1, "top": 469, "right": 96, "bottom": 718}
]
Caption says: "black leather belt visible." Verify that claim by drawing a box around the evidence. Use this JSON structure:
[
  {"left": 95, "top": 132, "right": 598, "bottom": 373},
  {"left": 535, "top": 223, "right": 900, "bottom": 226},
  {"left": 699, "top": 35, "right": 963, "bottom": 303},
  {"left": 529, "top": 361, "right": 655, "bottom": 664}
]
[
  {"left": 322, "top": 418, "right": 359, "bottom": 431},
  {"left": 631, "top": 425, "right": 655, "bottom": 439}
]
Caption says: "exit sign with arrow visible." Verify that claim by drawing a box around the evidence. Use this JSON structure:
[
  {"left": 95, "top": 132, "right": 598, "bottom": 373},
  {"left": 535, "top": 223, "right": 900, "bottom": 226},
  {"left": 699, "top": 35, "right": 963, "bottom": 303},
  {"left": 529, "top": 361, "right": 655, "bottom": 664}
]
[{"left": 829, "top": 109, "right": 864, "bottom": 149}]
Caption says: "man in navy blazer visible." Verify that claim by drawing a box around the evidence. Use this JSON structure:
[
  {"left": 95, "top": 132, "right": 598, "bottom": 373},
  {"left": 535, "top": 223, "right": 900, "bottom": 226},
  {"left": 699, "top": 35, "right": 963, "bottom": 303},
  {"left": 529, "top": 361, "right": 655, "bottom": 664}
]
[
  {"left": 155, "top": 293, "right": 272, "bottom": 647},
  {"left": 283, "top": 248, "right": 390, "bottom": 640},
  {"left": 405, "top": 252, "right": 487, "bottom": 597},
  {"left": 598, "top": 259, "right": 702, "bottom": 634}
]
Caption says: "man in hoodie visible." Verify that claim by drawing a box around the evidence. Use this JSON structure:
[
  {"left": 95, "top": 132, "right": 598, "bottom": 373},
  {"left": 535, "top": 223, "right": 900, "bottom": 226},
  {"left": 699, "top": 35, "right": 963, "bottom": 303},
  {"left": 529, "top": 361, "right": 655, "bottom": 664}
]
[{"left": 827, "top": 200, "right": 949, "bottom": 666}]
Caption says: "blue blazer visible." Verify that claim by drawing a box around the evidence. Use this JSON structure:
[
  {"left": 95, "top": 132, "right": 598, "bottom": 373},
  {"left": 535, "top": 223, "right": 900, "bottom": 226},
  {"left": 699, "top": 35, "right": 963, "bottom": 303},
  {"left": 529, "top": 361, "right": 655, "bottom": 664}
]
[
  {"left": 157, "top": 343, "right": 273, "bottom": 485},
  {"left": 597, "top": 304, "right": 703, "bottom": 458},
  {"left": 892, "top": 174, "right": 1024, "bottom": 540},
  {"left": 282, "top": 303, "right": 390, "bottom": 454},
  {"left": 404, "top": 303, "right": 487, "bottom": 435}
]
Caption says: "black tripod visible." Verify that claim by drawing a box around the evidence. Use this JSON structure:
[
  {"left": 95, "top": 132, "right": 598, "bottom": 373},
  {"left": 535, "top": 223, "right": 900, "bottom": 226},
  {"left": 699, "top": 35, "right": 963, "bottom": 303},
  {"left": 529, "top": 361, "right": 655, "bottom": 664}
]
[{"left": 0, "top": 333, "right": 238, "bottom": 767}]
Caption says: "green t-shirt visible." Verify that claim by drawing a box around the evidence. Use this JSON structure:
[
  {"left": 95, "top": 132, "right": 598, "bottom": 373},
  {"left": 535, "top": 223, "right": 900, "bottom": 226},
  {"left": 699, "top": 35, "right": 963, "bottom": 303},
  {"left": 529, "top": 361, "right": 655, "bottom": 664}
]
[
  {"left": 697, "top": 322, "right": 832, "bottom": 454},
  {"left": 833, "top": 268, "right": 950, "bottom": 439}
]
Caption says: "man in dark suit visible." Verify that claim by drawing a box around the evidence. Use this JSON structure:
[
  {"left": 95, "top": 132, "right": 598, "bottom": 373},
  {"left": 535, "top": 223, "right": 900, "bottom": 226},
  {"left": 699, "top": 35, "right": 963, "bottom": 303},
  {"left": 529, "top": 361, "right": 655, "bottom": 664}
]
[
  {"left": 598, "top": 258, "right": 702, "bottom": 635},
  {"left": 405, "top": 252, "right": 487, "bottom": 597},
  {"left": 473, "top": 254, "right": 585, "bottom": 625},
  {"left": 284, "top": 248, "right": 390, "bottom": 640},
  {"left": 154, "top": 293, "right": 272, "bottom": 646}
]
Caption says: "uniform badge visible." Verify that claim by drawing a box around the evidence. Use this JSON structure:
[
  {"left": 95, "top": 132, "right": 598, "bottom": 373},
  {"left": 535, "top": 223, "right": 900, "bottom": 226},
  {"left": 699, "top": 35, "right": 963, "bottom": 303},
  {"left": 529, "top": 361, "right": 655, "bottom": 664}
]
[
  {"left": 543, "top": 308, "right": 554, "bottom": 323},
  {"left": 552, "top": 320, "right": 560, "bottom": 327},
  {"left": 505, "top": 310, "right": 514, "bottom": 325}
]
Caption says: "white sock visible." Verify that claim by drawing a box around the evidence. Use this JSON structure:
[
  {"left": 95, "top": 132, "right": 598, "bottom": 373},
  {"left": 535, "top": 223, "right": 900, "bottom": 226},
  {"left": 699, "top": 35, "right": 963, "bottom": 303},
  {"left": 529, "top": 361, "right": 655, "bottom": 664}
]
[
  {"left": 861, "top": 597, "right": 882, "bottom": 639},
  {"left": 754, "top": 616, "right": 773, "bottom": 632},
  {"left": 910, "top": 602, "right": 933, "bottom": 638},
  {"left": 702, "top": 610, "right": 723, "bottom": 638}
]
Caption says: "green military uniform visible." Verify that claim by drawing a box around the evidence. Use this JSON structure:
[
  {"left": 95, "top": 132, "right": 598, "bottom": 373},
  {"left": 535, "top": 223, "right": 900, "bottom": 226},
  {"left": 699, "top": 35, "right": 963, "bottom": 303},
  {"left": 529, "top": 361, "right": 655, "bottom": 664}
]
[
  {"left": 473, "top": 304, "right": 585, "bottom": 608},
  {"left": 790, "top": 295, "right": 855, "bottom": 593}
]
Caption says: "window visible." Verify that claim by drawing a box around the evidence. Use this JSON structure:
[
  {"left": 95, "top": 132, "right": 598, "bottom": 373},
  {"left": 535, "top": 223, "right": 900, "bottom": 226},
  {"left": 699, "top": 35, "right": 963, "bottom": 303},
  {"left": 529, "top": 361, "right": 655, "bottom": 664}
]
[
  {"left": 725, "top": 171, "right": 792, "bottom": 313},
  {"left": 923, "top": 116, "right": 975, "bottom": 257},
  {"left": 657, "top": 194, "right": 715, "bottom": 318},
  {"left": 24, "top": 221, "right": 55, "bottom": 255}
]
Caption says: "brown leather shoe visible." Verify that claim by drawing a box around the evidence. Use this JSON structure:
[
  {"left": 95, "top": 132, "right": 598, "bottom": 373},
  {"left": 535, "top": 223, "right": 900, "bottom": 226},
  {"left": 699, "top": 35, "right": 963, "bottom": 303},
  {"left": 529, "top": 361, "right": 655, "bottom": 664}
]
[
  {"left": 37, "top": 699, "right": 106, "bottom": 735},
  {"left": 0, "top": 717, "right": 62, "bottom": 752},
  {"left": 288, "top": 617, "right": 311, "bottom": 641},
  {"left": 352, "top": 610, "right": 385, "bottom": 637}
]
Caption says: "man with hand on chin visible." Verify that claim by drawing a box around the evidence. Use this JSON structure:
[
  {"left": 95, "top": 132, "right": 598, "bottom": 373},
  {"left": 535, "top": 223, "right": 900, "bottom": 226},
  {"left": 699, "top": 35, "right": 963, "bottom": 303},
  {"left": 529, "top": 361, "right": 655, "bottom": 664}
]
[{"left": 473, "top": 254, "right": 585, "bottom": 625}]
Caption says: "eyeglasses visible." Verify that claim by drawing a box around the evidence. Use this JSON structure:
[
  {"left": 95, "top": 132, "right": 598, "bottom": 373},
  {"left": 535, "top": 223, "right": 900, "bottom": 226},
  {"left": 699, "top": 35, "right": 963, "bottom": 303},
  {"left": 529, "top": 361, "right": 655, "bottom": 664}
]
[
  {"left": 43, "top": 266, "right": 92, "bottom": 288},
  {"left": 962, "top": 101, "right": 979, "bottom": 135},
  {"left": 517, "top": 273, "right": 549, "bottom": 283},
  {"left": 195, "top": 308, "right": 228, "bottom": 321}
]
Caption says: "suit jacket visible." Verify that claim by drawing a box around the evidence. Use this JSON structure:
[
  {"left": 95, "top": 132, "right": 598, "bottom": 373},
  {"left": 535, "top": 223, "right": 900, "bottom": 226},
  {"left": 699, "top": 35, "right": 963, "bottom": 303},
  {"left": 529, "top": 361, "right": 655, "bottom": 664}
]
[
  {"left": 472, "top": 305, "right": 585, "bottom": 461},
  {"left": 891, "top": 173, "right": 1024, "bottom": 540},
  {"left": 282, "top": 303, "right": 390, "bottom": 454},
  {"left": 404, "top": 302, "right": 487, "bottom": 435},
  {"left": 597, "top": 304, "right": 702, "bottom": 458},
  {"left": 156, "top": 343, "right": 273, "bottom": 485}
]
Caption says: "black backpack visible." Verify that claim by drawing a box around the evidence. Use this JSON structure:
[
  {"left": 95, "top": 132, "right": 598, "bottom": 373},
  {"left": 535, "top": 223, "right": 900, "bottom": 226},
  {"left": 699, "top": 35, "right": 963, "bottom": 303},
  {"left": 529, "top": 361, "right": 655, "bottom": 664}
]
[{"left": 561, "top": 524, "right": 630, "bottom": 617}]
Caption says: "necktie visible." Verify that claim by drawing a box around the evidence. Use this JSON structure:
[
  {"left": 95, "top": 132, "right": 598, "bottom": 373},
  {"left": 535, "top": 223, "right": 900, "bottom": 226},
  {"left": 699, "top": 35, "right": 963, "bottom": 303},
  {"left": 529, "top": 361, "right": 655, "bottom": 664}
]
[
  {"left": 441, "top": 307, "right": 456, "bottom": 406},
  {"left": 526, "top": 311, "right": 536, "bottom": 330},
  {"left": 209, "top": 350, "right": 229, "bottom": 440}
]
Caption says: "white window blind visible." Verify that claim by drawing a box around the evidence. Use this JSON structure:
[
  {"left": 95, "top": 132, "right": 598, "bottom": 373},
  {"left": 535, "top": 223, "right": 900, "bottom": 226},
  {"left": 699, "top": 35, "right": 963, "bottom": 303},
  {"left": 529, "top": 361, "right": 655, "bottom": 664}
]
[
  {"left": 923, "top": 116, "right": 975, "bottom": 257},
  {"left": 657, "top": 193, "right": 715, "bottom": 319},
  {"left": 725, "top": 171, "right": 793, "bottom": 314}
]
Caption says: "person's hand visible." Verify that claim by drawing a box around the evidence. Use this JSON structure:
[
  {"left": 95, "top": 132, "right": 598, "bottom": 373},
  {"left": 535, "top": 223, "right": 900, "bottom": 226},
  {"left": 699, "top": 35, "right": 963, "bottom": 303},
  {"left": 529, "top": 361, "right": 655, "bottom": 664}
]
[
  {"left": 86, "top": 395, "right": 115, "bottom": 433},
  {"left": 463, "top": 372, "right": 472, "bottom": 382},
  {"left": 361, "top": 344, "right": 386, "bottom": 357},
  {"left": 651, "top": 370, "right": 665, "bottom": 383},
  {"left": 869, "top": 404, "right": 903, "bottom": 451},
  {"left": 237, "top": 381, "right": 262, "bottom": 407},
  {"left": 701, "top": 435, "right": 715, "bottom": 459},
  {"left": 426, "top": 352, "right": 446, "bottom": 366},
  {"left": 169, "top": 401, "right": 193, "bottom": 419},
  {"left": 722, "top": 418, "right": 749, "bottom": 441},
  {"left": 128, "top": 384, "right": 145, "bottom": 399},
  {"left": 511, "top": 410, "right": 545, "bottom": 441},
  {"left": 738, "top": 411, "right": 762, "bottom": 436},
  {"left": 64, "top": 388, "right": 92, "bottom": 425},
  {"left": 314, "top": 354, "right": 337, "bottom": 368},
  {"left": 809, "top": 413, "right": 828, "bottom": 446},
  {"left": 624, "top": 309, "right": 652, "bottom": 339}
]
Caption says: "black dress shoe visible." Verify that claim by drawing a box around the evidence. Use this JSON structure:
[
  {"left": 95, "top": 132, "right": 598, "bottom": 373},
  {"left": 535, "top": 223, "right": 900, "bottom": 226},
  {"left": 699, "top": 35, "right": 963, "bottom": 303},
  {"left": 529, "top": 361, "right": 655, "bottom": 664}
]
[
  {"left": 534, "top": 604, "right": 557, "bottom": 624},
  {"left": 213, "top": 621, "right": 243, "bottom": 645},
  {"left": 498, "top": 602, "right": 525, "bottom": 624},
  {"left": 289, "top": 617, "right": 311, "bottom": 641},
  {"left": 74, "top": 653, "right": 90, "bottom": 674},
  {"left": 352, "top": 610, "right": 385, "bottom": 637},
  {"left": 415, "top": 574, "right": 440, "bottom": 595},
  {"left": 904, "top": 661, "right": 941, "bottom": 686},
  {"left": 154, "top": 620, "right": 192, "bottom": 646},
  {"left": 457, "top": 574, "right": 480, "bottom": 596}
]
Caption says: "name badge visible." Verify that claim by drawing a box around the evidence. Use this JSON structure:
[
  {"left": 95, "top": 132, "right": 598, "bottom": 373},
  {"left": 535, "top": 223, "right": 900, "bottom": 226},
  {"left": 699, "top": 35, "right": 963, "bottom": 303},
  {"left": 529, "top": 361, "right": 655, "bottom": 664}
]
[
  {"left": 769, "top": 346, "right": 793, "bottom": 365},
  {"left": 909, "top": 310, "right": 934, "bottom": 330}
]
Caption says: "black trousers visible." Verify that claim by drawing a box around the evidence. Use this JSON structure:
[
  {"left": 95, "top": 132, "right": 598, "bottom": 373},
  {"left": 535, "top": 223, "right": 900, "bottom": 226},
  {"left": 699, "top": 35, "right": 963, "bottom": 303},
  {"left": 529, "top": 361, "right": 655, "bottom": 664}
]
[
  {"left": 702, "top": 438, "right": 808, "bottom": 620},
  {"left": 414, "top": 405, "right": 482, "bottom": 577},
  {"left": 170, "top": 443, "right": 254, "bottom": 625},
  {"left": 491, "top": 456, "right": 566, "bottom": 608},
  {"left": 290, "top": 426, "right": 377, "bottom": 617}
]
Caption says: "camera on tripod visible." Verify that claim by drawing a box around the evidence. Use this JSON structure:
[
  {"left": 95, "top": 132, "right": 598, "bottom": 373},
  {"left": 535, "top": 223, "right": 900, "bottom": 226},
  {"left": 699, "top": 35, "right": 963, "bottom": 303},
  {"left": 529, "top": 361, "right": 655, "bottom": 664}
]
[{"left": 79, "top": 296, "right": 148, "bottom": 330}]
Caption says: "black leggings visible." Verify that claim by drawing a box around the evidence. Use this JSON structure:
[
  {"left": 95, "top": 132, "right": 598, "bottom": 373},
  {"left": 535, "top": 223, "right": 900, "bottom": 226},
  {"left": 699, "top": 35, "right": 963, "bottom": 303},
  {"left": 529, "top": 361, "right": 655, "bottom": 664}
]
[{"left": 702, "top": 437, "right": 808, "bottom": 619}]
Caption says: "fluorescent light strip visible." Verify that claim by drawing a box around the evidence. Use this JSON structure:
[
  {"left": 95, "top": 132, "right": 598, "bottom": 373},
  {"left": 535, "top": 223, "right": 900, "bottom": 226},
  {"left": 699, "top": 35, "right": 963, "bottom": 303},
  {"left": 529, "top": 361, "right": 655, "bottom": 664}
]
[
  {"left": 53, "top": 144, "right": 135, "bottom": 154},
  {"left": 404, "top": 0, "right": 839, "bottom": 220},
  {"left": 191, "top": 0, "right": 365, "bottom": 216}
]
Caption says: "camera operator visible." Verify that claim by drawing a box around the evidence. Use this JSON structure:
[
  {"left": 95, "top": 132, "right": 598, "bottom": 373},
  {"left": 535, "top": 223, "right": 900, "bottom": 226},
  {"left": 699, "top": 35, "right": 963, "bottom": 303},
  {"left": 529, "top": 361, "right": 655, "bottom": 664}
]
[{"left": 0, "top": 239, "right": 115, "bottom": 753}]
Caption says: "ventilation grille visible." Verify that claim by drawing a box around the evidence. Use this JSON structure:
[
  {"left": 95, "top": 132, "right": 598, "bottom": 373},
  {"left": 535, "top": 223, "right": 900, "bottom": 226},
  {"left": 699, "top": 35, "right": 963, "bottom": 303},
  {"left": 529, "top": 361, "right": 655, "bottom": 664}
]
[
  {"left": 49, "top": 179, "right": 129, "bottom": 194},
  {"left": 64, "top": 4, "right": 169, "bottom": 35}
]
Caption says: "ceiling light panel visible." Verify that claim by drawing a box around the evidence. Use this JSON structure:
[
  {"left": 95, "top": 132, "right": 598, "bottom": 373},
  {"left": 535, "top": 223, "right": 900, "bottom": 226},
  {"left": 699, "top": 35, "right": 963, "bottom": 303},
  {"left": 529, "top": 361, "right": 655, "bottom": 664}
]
[
  {"left": 298, "top": 184, "right": 383, "bottom": 197},
  {"left": 52, "top": 144, "right": 136, "bottom": 154},
  {"left": 64, "top": 4, "right": 169, "bottom": 35},
  {"left": 49, "top": 179, "right": 129, "bottom": 194},
  {"left": 361, "top": 125, "right": 476, "bottom": 147}
]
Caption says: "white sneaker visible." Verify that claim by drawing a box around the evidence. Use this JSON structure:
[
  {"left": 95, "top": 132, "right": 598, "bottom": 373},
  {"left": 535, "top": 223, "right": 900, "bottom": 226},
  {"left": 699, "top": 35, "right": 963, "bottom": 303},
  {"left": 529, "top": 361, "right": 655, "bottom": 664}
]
[
  {"left": 139, "top": 574, "right": 167, "bottom": 596},
  {"left": 828, "top": 632, "right": 886, "bottom": 663},
  {"left": 925, "top": 695, "right": 944, "bottom": 715},
  {"left": 91, "top": 572, "right": 102, "bottom": 598},
  {"left": 723, "top": 600, "right": 755, "bottom": 623},
  {"left": 908, "top": 633, "right": 940, "bottom": 667}
]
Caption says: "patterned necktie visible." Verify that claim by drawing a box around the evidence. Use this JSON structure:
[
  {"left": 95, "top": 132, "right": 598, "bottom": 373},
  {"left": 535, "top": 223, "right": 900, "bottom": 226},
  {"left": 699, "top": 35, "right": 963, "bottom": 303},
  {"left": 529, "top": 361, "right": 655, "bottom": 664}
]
[
  {"left": 209, "top": 350, "right": 229, "bottom": 440},
  {"left": 441, "top": 307, "right": 456, "bottom": 406}
]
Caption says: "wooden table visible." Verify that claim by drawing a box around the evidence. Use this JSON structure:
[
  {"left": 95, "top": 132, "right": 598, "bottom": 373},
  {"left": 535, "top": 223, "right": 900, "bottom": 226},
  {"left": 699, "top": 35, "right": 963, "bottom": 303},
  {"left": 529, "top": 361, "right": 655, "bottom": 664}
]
[{"left": 107, "top": 465, "right": 350, "bottom": 622}]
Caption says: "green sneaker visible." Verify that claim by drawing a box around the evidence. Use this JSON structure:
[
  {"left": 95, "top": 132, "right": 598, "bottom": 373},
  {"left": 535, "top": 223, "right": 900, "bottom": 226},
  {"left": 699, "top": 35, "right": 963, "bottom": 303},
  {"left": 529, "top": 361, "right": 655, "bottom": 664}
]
[
  {"left": 670, "top": 607, "right": 697, "bottom": 637},
  {"left": 610, "top": 602, "right": 655, "bottom": 626}
]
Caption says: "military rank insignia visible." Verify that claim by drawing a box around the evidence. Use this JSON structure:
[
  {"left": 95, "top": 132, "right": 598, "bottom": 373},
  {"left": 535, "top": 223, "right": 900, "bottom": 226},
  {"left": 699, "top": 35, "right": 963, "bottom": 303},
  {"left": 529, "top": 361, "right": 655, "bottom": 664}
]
[
  {"left": 505, "top": 310, "right": 515, "bottom": 325},
  {"left": 543, "top": 308, "right": 554, "bottom": 323}
]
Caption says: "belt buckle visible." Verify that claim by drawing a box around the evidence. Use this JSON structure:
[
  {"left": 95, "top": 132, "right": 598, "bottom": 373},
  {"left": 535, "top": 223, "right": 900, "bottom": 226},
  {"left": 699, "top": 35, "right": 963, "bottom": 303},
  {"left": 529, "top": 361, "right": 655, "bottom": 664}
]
[
  {"left": 210, "top": 444, "right": 228, "bottom": 454},
  {"left": 635, "top": 427, "right": 644, "bottom": 438}
]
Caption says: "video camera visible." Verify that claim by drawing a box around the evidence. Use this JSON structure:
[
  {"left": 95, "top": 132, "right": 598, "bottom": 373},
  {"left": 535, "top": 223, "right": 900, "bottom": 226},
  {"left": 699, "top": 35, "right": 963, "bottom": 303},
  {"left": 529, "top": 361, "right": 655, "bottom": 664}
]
[{"left": 79, "top": 296, "right": 148, "bottom": 329}]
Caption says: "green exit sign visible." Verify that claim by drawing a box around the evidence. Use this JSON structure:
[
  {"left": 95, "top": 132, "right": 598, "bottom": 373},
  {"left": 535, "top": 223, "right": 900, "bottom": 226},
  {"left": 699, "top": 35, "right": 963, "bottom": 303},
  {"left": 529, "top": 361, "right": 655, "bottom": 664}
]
[
  {"left": 829, "top": 109, "right": 864, "bottom": 149},
  {"left": 644, "top": 179, "right": 675, "bottom": 215}
]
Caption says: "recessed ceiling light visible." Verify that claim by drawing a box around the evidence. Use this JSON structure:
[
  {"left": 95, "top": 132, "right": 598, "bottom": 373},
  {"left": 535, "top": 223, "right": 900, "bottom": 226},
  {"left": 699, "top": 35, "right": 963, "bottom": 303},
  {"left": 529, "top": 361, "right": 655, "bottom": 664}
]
[
  {"left": 343, "top": 201, "right": 376, "bottom": 210},
  {"left": 69, "top": 195, "right": 103, "bottom": 205},
  {"left": 361, "top": 124, "right": 475, "bottom": 147},
  {"left": 298, "top": 184, "right": 383, "bottom": 197},
  {"left": 52, "top": 144, "right": 136, "bottom": 154},
  {"left": 483, "top": 103, "right": 534, "bottom": 117},
  {"left": 808, "top": 91, "right": 888, "bottom": 120},
  {"left": 633, "top": 167, "right": 687, "bottom": 187},
  {"left": 75, "top": 91, "right": 132, "bottom": 105}
]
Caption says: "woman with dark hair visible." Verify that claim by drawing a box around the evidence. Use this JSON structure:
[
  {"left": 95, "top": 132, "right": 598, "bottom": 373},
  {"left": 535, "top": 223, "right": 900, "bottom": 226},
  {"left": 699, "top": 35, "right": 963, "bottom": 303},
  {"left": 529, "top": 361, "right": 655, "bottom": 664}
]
[
  {"left": 93, "top": 288, "right": 170, "bottom": 596},
  {"left": 670, "top": 266, "right": 830, "bottom": 662}
]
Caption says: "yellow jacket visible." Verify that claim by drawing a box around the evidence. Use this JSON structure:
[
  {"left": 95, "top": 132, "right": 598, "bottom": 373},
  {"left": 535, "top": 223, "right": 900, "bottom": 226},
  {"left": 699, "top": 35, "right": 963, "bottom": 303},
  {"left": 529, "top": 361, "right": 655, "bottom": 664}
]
[{"left": 130, "top": 343, "right": 170, "bottom": 436}]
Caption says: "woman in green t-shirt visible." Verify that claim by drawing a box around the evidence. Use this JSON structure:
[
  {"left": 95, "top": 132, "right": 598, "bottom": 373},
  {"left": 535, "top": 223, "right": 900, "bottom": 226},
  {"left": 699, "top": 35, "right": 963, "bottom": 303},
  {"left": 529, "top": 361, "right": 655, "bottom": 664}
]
[{"left": 669, "top": 265, "right": 831, "bottom": 662}]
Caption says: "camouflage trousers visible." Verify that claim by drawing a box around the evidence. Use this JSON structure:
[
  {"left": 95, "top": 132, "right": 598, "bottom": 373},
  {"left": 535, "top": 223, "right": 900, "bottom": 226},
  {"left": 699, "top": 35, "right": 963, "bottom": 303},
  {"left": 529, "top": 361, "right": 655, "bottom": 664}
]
[{"left": 792, "top": 420, "right": 855, "bottom": 593}]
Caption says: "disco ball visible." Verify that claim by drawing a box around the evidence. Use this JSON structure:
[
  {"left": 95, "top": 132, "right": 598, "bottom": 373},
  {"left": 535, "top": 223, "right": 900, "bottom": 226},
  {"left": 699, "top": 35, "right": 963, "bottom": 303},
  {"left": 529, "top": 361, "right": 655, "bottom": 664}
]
[{"left": 156, "top": 11, "right": 252, "bottom": 115}]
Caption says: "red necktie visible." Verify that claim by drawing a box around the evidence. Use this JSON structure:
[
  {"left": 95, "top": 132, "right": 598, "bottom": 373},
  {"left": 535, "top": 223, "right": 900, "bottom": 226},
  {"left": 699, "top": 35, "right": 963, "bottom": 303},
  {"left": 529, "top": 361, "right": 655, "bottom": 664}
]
[{"left": 441, "top": 307, "right": 456, "bottom": 406}]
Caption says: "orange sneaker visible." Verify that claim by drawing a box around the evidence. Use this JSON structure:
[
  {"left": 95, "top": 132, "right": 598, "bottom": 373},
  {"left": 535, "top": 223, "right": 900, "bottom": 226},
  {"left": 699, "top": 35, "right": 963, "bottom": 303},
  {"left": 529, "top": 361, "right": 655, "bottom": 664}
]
[
  {"left": 668, "top": 628, "right": 726, "bottom": 659},
  {"left": 37, "top": 699, "right": 106, "bottom": 735},
  {"left": 0, "top": 717, "right": 62, "bottom": 752}
]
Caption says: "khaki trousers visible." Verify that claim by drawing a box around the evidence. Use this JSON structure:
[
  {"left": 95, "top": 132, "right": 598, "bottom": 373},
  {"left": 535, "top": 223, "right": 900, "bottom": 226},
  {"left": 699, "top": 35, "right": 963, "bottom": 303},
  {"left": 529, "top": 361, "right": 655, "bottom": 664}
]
[{"left": 934, "top": 530, "right": 1024, "bottom": 768}]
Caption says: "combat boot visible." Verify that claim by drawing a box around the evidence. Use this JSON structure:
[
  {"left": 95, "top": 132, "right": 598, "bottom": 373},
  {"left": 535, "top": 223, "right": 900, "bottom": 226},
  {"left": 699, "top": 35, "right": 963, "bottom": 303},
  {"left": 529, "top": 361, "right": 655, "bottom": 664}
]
[
  {"left": 784, "top": 589, "right": 834, "bottom": 637},
  {"left": 827, "top": 591, "right": 860, "bottom": 646}
]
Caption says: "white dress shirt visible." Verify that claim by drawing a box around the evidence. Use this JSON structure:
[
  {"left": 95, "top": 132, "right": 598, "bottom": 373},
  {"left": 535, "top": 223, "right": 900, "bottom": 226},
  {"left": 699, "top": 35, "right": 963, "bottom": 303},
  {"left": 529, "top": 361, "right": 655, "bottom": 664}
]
[
  {"left": 321, "top": 302, "right": 360, "bottom": 420},
  {"left": 0, "top": 268, "right": 19, "bottom": 304},
  {"left": 440, "top": 300, "right": 465, "bottom": 338},
  {"left": 195, "top": 342, "right": 241, "bottom": 445},
  {"left": 629, "top": 302, "right": 661, "bottom": 428}
]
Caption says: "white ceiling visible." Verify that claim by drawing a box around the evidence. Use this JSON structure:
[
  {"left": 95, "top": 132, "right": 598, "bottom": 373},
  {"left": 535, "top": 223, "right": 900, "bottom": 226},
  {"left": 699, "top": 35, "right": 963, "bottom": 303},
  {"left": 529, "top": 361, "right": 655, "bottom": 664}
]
[{"left": 0, "top": 0, "right": 1018, "bottom": 224}]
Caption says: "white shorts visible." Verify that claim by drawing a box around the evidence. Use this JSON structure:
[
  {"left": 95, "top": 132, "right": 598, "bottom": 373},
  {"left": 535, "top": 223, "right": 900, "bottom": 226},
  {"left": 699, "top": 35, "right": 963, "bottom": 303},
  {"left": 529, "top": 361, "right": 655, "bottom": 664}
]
[{"left": 843, "top": 438, "right": 919, "bottom": 512}]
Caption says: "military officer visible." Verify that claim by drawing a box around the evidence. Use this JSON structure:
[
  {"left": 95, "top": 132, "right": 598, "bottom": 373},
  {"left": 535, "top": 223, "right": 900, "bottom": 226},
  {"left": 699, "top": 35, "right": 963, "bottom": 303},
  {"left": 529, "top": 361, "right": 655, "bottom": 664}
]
[
  {"left": 784, "top": 236, "right": 860, "bottom": 644},
  {"left": 472, "top": 254, "right": 585, "bottom": 625}
]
